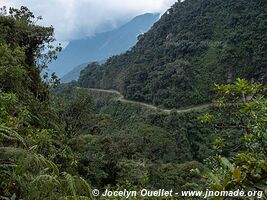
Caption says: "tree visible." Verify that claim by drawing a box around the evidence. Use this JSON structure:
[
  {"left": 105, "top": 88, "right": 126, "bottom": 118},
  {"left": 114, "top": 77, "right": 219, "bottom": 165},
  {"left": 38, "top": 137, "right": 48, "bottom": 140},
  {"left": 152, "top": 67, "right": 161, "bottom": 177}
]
[
  {"left": 200, "top": 79, "right": 267, "bottom": 198},
  {"left": 0, "top": 91, "right": 94, "bottom": 199},
  {"left": 0, "top": 6, "right": 61, "bottom": 102},
  {"left": 0, "top": 7, "right": 95, "bottom": 199}
]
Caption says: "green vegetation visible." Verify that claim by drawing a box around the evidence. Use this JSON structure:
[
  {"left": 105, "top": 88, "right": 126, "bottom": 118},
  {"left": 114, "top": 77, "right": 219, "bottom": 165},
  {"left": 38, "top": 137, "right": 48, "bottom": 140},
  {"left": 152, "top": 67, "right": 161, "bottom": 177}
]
[
  {"left": 54, "top": 83, "right": 208, "bottom": 192},
  {"left": 0, "top": 7, "right": 93, "bottom": 199},
  {"left": 1, "top": 1, "right": 266, "bottom": 200},
  {"left": 202, "top": 79, "right": 267, "bottom": 195},
  {"left": 79, "top": 0, "right": 267, "bottom": 108}
]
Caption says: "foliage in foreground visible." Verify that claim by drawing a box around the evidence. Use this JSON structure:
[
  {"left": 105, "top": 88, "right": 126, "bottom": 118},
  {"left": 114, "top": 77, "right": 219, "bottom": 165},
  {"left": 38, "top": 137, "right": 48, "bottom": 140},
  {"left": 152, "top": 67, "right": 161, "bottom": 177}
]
[
  {"left": 200, "top": 79, "right": 267, "bottom": 198},
  {"left": 0, "top": 6, "right": 93, "bottom": 200},
  {"left": 1, "top": 4, "right": 266, "bottom": 200}
]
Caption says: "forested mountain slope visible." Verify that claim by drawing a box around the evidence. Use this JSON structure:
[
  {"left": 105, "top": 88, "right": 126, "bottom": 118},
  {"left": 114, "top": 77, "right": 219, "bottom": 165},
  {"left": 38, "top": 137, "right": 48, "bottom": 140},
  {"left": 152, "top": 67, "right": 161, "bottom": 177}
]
[
  {"left": 79, "top": 0, "right": 267, "bottom": 108},
  {"left": 1, "top": 6, "right": 266, "bottom": 198},
  {"left": 50, "top": 13, "right": 160, "bottom": 78},
  {"left": 61, "top": 60, "right": 106, "bottom": 83},
  {"left": 61, "top": 62, "right": 89, "bottom": 83}
]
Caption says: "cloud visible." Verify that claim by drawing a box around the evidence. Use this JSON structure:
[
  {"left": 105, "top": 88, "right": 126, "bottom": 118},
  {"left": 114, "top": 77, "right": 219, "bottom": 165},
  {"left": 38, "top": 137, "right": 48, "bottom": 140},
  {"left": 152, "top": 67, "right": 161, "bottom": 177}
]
[{"left": 0, "top": 0, "right": 176, "bottom": 45}]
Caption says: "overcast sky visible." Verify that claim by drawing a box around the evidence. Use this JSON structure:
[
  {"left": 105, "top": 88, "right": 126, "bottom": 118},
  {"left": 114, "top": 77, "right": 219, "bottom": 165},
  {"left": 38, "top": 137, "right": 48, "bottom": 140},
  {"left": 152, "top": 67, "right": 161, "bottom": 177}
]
[{"left": 1, "top": 0, "right": 176, "bottom": 46}]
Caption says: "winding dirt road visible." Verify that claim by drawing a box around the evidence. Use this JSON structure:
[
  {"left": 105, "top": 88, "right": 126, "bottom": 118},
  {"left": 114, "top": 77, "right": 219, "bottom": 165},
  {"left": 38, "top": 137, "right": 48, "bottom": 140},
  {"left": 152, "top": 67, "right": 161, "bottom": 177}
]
[{"left": 89, "top": 88, "right": 212, "bottom": 114}]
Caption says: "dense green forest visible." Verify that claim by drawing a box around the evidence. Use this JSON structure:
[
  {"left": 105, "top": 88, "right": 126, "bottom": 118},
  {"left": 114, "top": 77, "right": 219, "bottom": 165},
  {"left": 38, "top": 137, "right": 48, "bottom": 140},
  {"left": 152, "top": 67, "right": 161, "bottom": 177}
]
[
  {"left": 79, "top": 0, "right": 267, "bottom": 109},
  {"left": 0, "top": 2, "right": 267, "bottom": 200}
]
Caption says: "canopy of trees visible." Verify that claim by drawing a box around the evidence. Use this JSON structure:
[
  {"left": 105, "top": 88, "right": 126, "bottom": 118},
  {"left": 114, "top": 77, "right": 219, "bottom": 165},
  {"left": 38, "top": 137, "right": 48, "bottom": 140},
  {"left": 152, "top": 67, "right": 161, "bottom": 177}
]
[
  {"left": 1, "top": 2, "right": 266, "bottom": 200},
  {"left": 79, "top": 0, "right": 267, "bottom": 108}
]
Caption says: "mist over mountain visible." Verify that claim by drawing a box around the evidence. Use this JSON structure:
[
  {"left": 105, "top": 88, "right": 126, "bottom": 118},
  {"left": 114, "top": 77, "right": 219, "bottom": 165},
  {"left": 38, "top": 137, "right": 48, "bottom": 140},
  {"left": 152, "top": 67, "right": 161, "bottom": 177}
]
[
  {"left": 79, "top": 0, "right": 267, "bottom": 109},
  {"left": 61, "top": 60, "right": 106, "bottom": 83},
  {"left": 1, "top": 1, "right": 267, "bottom": 197},
  {"left": 49, "top": 13, "right": 160, "bottom": 78},
  {"left": 60, "top": 63, "right": 89, "bottom": 83}
]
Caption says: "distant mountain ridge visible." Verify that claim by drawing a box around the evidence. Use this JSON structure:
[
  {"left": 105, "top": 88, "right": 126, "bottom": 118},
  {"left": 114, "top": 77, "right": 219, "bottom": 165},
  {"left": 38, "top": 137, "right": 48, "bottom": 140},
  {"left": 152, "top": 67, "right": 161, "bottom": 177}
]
[
  {"left": 50, "top": 13, "right": 160, "bottom": 78},
  {"left": 78, "top": 0, "right": 267, "bottom": 109},
  {"left": 60, "top": 63, "right": 88, "bottom": 83},
  {"left": 61, "top": 60, "right": 106, "bottom": 83}
]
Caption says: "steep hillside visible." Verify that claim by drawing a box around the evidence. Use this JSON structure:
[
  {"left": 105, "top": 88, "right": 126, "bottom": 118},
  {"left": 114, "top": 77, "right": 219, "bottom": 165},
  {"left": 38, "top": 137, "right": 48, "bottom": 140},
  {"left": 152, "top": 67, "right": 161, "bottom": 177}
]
[
  {"left": 61, "top": 60, "right": 106, "bottom": 83},
  {"left": 49, "top": 13, "right": 160, "bottom": 77},
  {"left": 60, "top": 63, "right": 88, "bottom": 83},
  {"left": 79, "top": 0, "right": 267, "bottom": 108}
]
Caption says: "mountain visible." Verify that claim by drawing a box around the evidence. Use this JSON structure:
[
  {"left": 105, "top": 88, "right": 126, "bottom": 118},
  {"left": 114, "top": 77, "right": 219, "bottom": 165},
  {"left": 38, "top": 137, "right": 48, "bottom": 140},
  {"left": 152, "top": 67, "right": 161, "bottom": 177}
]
[
  {"left": 60, "top": 63, "right": 88, "bottom": 83},
  {"left": 78, "top": 0, "right": 267, "bottom": 109},
  {"left": 49, "top": 13, "right": 160, "bottom": 78},
  {"left": 61, "top": 60, "right": 106, "bottom": 83}
]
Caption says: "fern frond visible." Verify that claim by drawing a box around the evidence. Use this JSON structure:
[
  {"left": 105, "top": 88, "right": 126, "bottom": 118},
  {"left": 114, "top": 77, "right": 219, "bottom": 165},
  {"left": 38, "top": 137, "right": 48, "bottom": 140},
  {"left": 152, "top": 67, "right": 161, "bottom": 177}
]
[
  {"left": 0, "top": 126, "right": 26, "bottom": 146},
  {"left": 0, "top": 146, "right": 27, "bottom": 157},
  {"left": 31, "top": 174, "right": 60, "bottom": 186},
  {"left": 0, "top": 163, "right": 17, "bottom": 168},
  {"left": 62, "top": 172, "right": 77, "bottom": 197},
  {"left": 33, "top": 154, "right": 59, "bottom": 175},
  {"left": 77, "top": 177, "right": 93, "bottom": 199}
]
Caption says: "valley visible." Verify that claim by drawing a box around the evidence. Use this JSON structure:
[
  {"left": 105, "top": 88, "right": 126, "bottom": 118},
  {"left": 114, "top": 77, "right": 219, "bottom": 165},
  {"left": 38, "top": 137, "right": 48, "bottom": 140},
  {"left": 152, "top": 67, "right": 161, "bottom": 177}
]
[{"left": 0, "top": 0, "right": 266, "bottom": 199}]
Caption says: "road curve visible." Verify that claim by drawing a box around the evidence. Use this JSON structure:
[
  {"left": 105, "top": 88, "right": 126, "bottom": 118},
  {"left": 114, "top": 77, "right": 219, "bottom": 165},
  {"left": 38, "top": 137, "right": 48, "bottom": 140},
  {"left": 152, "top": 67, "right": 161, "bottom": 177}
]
[{"left": 88, "top": 88, "right": 212, "bottom": 114}]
